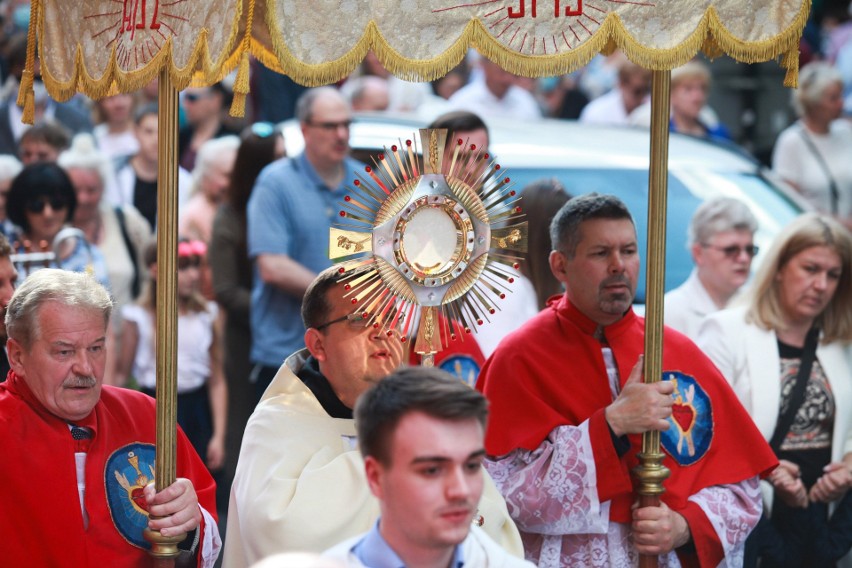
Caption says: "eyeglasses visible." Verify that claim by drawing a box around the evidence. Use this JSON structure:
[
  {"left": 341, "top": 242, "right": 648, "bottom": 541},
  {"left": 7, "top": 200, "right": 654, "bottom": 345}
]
[
  {"left": 315, "top": 311, "right": 370, "bottom": 332},
  {"left": 702, "top": 243, "right": 759, "bottom": 259},
  {"left": 26, "top": 197, "right": 68, "bottom": 213},
  {"left": 315, "top": 309, "right": 405, "bottom": 332},
  {"left": 177, "top": 256, "right": 203, "bottom": 270},
  {"left": 305, "top": 119, "right": 352, "bottom": 131},
  {"left": 251, "top": 122, "right": 276, "bottom": 138}
]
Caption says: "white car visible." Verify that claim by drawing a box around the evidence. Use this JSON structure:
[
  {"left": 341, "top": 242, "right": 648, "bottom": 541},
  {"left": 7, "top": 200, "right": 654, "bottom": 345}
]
[{"left": 282, "top": 113, "right": 807, "bottom": 302}]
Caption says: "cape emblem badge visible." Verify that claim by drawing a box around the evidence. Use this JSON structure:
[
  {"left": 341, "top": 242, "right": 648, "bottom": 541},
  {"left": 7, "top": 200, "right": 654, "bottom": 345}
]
[
  {"left": 105, "top": 442, "right": 156, "bottom": 549},
  {"left": 660, "top": 372, "right": 713, "bottom": 465}
]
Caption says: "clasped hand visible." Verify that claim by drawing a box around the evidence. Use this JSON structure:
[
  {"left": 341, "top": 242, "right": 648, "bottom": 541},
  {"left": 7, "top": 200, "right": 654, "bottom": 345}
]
[
  {"left": 143, "top": 478, "right": 202, "bottom": 538},
  {"left": 632, "top": 502, "right": 691, "bottom": 555},
  {"left": 771, "top": 459, "right": 851, "bottom": 508},
  {"left": 605, "top": 355, "right": 674, "bottom": 437}
]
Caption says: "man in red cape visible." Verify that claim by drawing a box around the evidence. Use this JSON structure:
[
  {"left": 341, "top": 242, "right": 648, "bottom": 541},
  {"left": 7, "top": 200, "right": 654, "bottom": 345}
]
[
  {"left": 476, "top": 194, "right": 777, "bottom": 567},
  {"left": 0, "top": 269, "right": 220, "bottom": 567}
]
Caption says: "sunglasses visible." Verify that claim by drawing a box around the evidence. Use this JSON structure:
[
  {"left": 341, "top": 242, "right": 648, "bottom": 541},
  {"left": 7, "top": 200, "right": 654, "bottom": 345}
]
[
  {"left": 702, "top": 243, "right": 759, "bottom": 259},
  {"left": 177, "top": 255, "right": 203, "bottom": 270},
  {"left": 26, "top": 197, "right": 68, "bottom": 213},
  {"left": 305, "top": 119, "right": 352, "bottom": 131}
]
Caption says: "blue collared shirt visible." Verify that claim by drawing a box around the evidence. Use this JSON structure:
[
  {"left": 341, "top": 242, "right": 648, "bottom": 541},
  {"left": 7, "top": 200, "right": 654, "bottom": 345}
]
[
  {"left": 247, "top": 152, "right": 364, "bottom": 366},
  {"left": 351, "top": 521, "right": 464, "bottom": 568}
]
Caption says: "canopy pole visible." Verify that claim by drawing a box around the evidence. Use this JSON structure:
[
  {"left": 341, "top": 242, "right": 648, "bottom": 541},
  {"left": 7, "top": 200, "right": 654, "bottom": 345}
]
[
  {"left": 633, "top": 69, "right": 672, "bottom": 568},
  {"left": 143, "top": 69, "right": 184, "bottom": 562}
]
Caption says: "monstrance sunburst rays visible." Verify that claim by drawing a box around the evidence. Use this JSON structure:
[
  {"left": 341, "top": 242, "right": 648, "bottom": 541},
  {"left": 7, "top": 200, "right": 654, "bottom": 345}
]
[{"left": 329, "top": 127, "right": 527, "bottom": 360}]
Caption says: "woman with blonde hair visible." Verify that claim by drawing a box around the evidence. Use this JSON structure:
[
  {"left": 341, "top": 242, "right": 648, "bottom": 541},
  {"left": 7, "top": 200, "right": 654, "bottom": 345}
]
[
  {"left": 697, "top": 212, "right": 852, "bottom": 566},
  {"left": 669, "top": 60, "right": 730, "bottom": 141}
]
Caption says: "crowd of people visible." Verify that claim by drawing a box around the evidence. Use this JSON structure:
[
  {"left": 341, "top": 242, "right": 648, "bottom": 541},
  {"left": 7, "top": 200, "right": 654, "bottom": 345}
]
[{"left": 0, "top": 3, "right": 851, "bottom": 566}]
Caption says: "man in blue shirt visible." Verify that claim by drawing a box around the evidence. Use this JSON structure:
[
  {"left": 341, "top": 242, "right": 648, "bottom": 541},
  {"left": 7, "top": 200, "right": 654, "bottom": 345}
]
[
  {"left": 324, "top": 367, "right": 534, "bottom": 568},
  {"left": 247, "top": 86, "right": 363, "bottom": 401}
]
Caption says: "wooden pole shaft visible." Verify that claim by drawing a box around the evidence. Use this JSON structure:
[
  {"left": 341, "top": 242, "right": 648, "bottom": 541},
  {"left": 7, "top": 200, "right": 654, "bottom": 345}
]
[
  {"left": 143, "top": 69, "right": 183, "bottom": 562},
  {"left": 634, "top": 69, "right": 673, "bottom": 568}
]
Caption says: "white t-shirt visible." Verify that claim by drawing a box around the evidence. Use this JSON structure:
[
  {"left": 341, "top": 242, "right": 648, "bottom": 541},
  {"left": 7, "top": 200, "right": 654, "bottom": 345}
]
[
  {"left": 579, "top": 89, "right": 630, "bottom": 125},
  {"left": 93, "top": 124, "right": 140, "bottom": 160},
  {"left": 772, "top": 120, "right": 852, "bottom": 219},
  {"left": 121, "top": 301, "right": 217, "bottom": 392},
  {"left": 449, "top": 80, "right": 542, "bottom": 121}
]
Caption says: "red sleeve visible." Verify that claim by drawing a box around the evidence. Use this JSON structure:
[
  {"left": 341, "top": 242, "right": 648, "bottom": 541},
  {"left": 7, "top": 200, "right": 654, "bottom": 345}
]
[
  {"left": 676, "top": 500, "right": 723, "bottom": 568},
  {"left": 176, "top": 425, "right": 218, "bottom": 523},
  {"left": 587, "top": 408, "right": 633, "bottom": 502}
]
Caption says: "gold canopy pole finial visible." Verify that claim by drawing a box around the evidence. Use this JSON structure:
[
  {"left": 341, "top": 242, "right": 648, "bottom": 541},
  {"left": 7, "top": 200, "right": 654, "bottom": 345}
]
[
  {"left": 143, "top": 69, "right": 185, "bottom": 563},
  {"left": 633, "top": 69, "right": 672, "bottom": 568}
]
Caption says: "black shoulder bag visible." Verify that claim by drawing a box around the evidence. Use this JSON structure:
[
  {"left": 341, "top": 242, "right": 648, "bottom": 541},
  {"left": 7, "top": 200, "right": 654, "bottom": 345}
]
[{"left": 768, "top": 326, "right": 819, "bottom": 452}]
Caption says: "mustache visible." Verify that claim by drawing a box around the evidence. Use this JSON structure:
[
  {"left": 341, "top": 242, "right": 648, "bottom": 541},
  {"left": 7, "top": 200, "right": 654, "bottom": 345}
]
[
  {"left": 600, "top": 275, "right": 632, "bottom": 290},
  {"left": 64, "top": 376, "right": 97, "bottom": 388}
]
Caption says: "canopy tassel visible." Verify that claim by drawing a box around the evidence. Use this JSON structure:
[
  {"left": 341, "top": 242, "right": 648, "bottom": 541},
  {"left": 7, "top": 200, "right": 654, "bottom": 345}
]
[
  {"left": 229, "top": 51, "right": 251, "bottom": 118},
  {"left": 16, "top": 0, "right": 39, "bottom": 124}
]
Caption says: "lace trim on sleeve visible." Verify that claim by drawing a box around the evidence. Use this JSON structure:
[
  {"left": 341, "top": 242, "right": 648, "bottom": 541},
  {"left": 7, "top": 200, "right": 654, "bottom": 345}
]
[
  {"left": 687, "top": 476, "right": 763, "bottom": 568},
  {"left": 484, "top": 420, "right": 609, "bottom": 536}
]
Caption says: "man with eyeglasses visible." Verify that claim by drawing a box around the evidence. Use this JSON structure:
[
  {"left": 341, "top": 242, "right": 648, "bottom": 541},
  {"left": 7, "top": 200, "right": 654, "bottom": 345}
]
[
  {"left": 223, "top": 267, "right": 522, "bottom": 568},
  {"left": 247, "top": 86, "right": 365, "bottom": 402},
  {"left": 664, "top": 197, "right": 759, "bottom": 339}
]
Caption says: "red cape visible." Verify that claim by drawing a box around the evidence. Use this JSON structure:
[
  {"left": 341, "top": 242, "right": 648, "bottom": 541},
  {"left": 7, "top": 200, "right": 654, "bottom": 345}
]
[
  {"left": 476, "top": 296, "right": 777, "bottom": 566},
  {"left": 0, "top": 372, "right": 217, "bottom": 568}
]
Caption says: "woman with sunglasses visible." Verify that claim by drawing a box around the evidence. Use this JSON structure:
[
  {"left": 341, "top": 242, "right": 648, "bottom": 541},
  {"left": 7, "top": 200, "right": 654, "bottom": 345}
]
[
  {"left": 697, "top": 213, "right": 852, "bottom": 567},
  {"left": 6, "top": 162, "right": 110, "bottom": 287},
  {"left": 665, "top": 196, "right": 759, "bottom": 340}
]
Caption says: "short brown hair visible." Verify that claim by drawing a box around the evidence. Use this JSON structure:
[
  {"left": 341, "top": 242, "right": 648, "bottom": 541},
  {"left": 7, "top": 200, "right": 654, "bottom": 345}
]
[
  {"left": 301, "top": 266, "right": 346, "bottom": 329},
  {"left": 19, "top": 122, "right": 71, "bottom": 154},
  {"left": 550, "top": 193, "right": 634, "bottom": 258},
  {"left": 355, "top": 367, "right": 488, "bottom": 466}
]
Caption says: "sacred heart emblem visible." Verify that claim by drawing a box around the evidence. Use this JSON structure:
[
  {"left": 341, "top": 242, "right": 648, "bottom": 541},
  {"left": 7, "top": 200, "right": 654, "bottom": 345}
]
[
  {"left": 660, "top": 372, "right": 714, "bottom": 466},
  {"left": 130, "top": 487, "right": 149, "bottom": 513},
  {"left": 672, "top": 403, "right": 696, "bottom": 433},
  {"left": 105, "top": 443, "right": 157, "bottom": 549}
]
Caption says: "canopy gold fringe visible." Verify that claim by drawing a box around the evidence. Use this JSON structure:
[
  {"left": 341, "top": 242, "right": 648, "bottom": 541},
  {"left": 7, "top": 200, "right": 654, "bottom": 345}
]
[
  {"left": 18, "top": 0, "right": 244, "bottom": 124},
  {"left": 22, "top": 0, "right": 809, "bottom": 118},
  {"left": 254, "top": 3, "right": 808, "bottom": 88}
]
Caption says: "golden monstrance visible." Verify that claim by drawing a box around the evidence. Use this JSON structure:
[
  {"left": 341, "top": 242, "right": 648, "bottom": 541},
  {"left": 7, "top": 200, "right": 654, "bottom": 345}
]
[{"left": 329, "top": 127, "right": 527, "bottom": 365}]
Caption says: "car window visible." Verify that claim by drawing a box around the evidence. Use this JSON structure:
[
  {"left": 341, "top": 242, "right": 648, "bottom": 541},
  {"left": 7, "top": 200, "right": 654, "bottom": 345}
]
[{"left": 506, "top": 167, "right": 801, "bottom": 303}]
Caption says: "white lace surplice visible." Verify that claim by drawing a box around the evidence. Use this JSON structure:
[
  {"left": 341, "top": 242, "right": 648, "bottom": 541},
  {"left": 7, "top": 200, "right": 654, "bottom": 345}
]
[{"left": 485, "top": 421, "right": 763, "bottom": 567}]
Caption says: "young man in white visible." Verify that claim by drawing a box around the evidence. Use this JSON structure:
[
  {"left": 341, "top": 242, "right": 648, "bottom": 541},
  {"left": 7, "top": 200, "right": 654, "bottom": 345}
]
[{"left": 325, "top": 367, "right": 533, "bottom": 568}]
